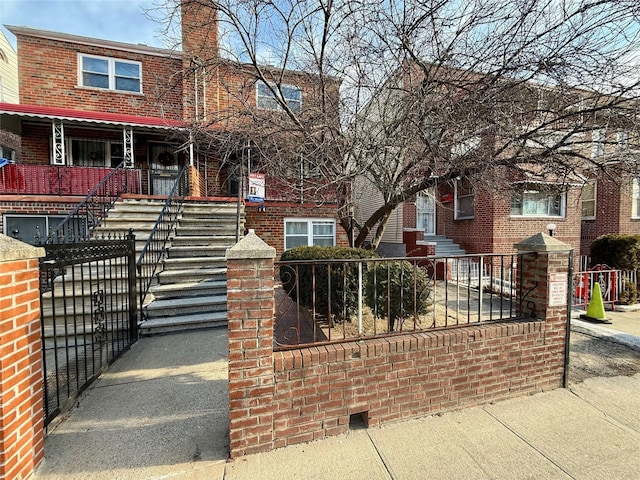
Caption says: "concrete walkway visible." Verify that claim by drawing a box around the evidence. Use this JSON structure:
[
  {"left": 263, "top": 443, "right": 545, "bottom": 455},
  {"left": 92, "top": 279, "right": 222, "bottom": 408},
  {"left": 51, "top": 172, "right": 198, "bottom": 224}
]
[
  {"left": 33, "top": 328, "right": 230, "bottom": 480},
  {"left": 34, "top": 314, "right": 640, "bottom": 480}
]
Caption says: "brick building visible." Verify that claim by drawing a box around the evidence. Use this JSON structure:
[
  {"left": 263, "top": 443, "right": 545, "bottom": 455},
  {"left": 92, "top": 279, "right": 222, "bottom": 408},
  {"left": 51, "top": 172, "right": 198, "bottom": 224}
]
[
  {"left": 355, "top": 63, "right": 639, "bottom": 259},
  {"left": 0, "top": 2, "right": 346, "bottom": 255}
]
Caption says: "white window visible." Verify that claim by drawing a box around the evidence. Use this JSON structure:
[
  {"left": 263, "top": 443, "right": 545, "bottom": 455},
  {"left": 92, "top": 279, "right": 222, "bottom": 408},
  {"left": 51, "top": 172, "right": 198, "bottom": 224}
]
[
  {"left": 79, "top": 54, "right": 141, "bottom": 93},
  {"left": 591, "top": 128, "right": 605, "bottom": 157},
  {"left": 257, "top": 81, "right": 302, "bottom": 113},
  {"left": 285, "top": 219, "right": 335, "bottom": 250},
  {"left": 454, "top": 178, "right": 474, "bottom": 219},
  {"left": 581, "top": 180, "right": 596, "bottom": 219},
  {"left": 633, "top": 178, "right": 640, "bottom": 219},
  {"left": 511, "top": 183, "right": 565, "bottom": 217}
]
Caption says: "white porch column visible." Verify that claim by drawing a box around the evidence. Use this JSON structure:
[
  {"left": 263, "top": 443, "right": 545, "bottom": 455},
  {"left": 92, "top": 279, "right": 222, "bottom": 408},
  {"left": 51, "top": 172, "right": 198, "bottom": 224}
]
[
  {"left": 51, "top": 120, "right": 65, "bottom": 165},
  {"left": 123, "top": 127, "right": 134, "bottom": 168},
  {"left": 189, "top": 133, "right": 194, "bottom": 166}
]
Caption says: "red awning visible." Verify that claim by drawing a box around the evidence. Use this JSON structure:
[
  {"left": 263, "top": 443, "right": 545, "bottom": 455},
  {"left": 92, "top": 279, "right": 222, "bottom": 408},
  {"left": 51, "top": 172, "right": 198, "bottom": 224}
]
[{"left": 0, "top": 102, "right": 185, "bottom": 130}]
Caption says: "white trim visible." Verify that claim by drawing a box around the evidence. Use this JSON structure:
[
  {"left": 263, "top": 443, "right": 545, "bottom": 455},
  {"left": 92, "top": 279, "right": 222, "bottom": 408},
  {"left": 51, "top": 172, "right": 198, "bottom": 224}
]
[{"left": 284, "top": 218, "right": 336, "bottom": 250}]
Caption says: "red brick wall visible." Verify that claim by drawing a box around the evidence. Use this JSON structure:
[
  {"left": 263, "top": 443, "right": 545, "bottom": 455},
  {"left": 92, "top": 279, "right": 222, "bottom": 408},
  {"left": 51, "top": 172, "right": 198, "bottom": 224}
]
[
  {"left": 15, "top": 33, "right": 183, "bottom": 119},
  {"left": 269, "top": 320, "right": 563, "bottom": 448},
  {"left": 245, "top": 201, "right": 349, "bottom": 258},
  {"left": 227, "top": 233, "right": 570, "bottom": 457},
  {"left": 436, "top": 183, "right": 581, "bottom": 255},
  {"left": 0, "top": 244, "right": 45, "bottom": 479}
]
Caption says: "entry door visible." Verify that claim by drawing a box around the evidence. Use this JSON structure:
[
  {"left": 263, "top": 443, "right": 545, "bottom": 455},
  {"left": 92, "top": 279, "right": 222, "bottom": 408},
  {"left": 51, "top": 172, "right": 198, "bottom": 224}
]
[
  {"left": 416, "top": 191, "right": 436, "bottom": 235},
  {"left": 149, "top": 143, "right": 179, "bottom": 195}
]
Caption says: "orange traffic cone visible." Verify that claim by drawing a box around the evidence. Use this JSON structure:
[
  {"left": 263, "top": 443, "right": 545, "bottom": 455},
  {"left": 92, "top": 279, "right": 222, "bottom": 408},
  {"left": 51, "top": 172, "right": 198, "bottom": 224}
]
[{"left": 580, "top": 282, "right": 611, "bottom": 324}]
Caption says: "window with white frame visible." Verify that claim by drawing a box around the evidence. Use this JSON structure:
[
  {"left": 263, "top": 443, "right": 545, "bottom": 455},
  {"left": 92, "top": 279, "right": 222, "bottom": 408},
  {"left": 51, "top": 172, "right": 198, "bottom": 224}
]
[
  {"left": 79, "top": 54, "right": 141, "bottom": 93},
  {"left": 591, "top": 128, "right": 605, "bottom": 157},
  {"left": 284, "top": 219, "right": 335, "bottom": 250},
  {"left": 632, "top": 178, "right": 640, "bottom": 219},
  {"left": 510, "top": 183, "right": 565, "bottom": 217},
  {"left": 256, "top": 81, "right": 302, "bottom": 113},
  {"left": 454, "top": 178, "right": 475, "bottom": 219},
  {"left": 581, "top": 180, "right": 596, "bottom": 219}
]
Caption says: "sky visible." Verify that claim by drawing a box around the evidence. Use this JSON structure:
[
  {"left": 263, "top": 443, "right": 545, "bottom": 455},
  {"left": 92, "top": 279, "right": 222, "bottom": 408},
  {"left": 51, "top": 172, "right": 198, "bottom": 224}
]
[{"left": 0, "top": 0, "right": 176, "bottom": 51}]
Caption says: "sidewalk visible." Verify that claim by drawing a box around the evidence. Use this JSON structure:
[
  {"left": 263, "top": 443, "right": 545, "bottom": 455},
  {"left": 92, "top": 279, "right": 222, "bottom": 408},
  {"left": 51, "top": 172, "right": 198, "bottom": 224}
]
[
  {"left": 33, "top": 318, "right": 640, "bottom": 480},
  {"left": 571, "top": 307, "right": 640, "bottom": 351}
]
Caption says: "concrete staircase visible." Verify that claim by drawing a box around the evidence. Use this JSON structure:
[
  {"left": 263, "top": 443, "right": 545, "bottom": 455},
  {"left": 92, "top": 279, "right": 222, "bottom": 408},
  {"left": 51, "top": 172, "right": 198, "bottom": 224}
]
[
  {"left": 139, "top": 201, "right": 242, "bottom": 335},
  {"left": 422, "top": 235, "right": 466, "bottom": 256}
]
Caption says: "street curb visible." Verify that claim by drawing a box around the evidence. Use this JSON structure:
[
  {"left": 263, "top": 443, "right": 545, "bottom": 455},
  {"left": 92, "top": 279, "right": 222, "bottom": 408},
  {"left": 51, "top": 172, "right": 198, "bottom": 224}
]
[{"left": 571, "top": 318, "right": 640, "bottom": 352}]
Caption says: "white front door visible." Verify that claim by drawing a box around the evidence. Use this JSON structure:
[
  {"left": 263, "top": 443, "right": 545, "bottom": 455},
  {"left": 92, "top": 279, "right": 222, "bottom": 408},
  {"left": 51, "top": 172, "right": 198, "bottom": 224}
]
[{"left": 416, "top": 190, "right": 436, "bottom": 235}]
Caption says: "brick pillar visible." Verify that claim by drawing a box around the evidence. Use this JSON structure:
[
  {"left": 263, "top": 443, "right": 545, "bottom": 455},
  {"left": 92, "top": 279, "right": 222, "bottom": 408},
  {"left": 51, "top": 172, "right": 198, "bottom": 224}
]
[
  {"left": 515, "top": 232, "right": 573, "bottom": 386},
  {"left": 226, "top": 230, "right": 276, "bottom": 458},
  {"left": 0, "top": 235, "right": 45, "bottom": 480}
]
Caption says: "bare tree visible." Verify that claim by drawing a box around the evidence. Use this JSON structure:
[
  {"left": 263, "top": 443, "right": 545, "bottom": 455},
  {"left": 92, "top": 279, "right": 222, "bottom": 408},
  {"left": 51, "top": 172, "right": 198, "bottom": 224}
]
[{"left": 158, "top": 0, "right": 640, "bottom": 248}]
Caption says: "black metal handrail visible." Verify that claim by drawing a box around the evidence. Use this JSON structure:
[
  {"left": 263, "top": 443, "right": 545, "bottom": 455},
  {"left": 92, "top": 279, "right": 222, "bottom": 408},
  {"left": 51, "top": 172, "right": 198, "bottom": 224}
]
[
  {"left": 46, "top": 161, "right": 138, "bottom": 244},
  {"left": 136, "top": 165, "right": 189, "bottom": 320}
]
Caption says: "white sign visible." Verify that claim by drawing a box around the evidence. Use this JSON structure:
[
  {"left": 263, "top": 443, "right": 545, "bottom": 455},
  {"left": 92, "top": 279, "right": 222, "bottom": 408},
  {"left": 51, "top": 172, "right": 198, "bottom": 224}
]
[
  {"left": 548, "top": 272, "right": 568, "bottom": 307},
  {"left": 247, "top": 173, "right": 265, "bottom": 202}
]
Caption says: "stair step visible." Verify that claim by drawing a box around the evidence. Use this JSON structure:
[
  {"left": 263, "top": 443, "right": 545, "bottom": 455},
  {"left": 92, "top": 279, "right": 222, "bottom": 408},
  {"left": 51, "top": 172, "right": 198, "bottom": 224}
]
[
  {"left": 162, "top": 257, "right": 227, "bottom": 270},
  {"left": 170, "top": 235, "right": 237, "bottom": 246},
  {"left": 150, "top": 280, "right": 227, "bottom": 299},
  {"left": 138, "top": 311, "right": 228, "bottom": 335},
  {"left": 144, "top": 294, "right": 227, "bottom": 317},
  {"left": 157, "top": 267, "right": 227, "bottom": 284},
  {"left": 168, "top": 245, "right": 229, "bottom": 258}
]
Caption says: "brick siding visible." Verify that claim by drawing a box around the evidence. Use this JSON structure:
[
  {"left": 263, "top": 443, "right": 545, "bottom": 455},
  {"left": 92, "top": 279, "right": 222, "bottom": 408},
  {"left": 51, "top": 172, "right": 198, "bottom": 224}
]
[
  {"left": 245, "top": 201, "right": 349, "bottom": 258},
  {"left": 0, "top": 241, "right": 45, "bottom": 479},
  {"left": 227, "top": 232, "right": 570, "bottom": 458}
]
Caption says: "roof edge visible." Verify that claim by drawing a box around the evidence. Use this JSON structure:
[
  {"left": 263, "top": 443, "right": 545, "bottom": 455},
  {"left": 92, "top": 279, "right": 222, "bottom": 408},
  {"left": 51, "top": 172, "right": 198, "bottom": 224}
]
[{"left": 5, "top": 25, "right": 182, "bottom": 60}]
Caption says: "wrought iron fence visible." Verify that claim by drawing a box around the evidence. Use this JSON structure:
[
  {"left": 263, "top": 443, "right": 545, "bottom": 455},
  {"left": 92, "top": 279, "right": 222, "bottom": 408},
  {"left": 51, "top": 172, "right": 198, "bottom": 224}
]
[
  {"left": 39, "top": 235, "right": 137, "bottom": 426},
  {"left": 45, "top": 161, "right": 141, "bottom": 243},
  {"left": 137, "top": 165, "right": 188, "bottom": 319},
  {"left": 274, "top": 253, "right": 537, "bottom": 349}
]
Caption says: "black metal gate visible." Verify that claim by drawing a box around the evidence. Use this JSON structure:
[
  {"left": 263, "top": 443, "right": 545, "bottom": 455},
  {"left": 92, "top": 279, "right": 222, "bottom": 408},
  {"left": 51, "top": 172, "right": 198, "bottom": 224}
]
[{"left": 39, "top": 235, "right": 137, "bottom": 426}]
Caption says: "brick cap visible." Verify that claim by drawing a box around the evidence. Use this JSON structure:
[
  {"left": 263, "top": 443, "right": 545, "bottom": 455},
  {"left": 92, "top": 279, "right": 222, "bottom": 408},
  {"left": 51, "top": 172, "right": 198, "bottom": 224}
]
[
  {"left": 226, "top": 230, "right": 276, "bottom": 259},
  {"left": 514, "top": 232, "right": 573, "bottom": 252},
  {"left": 0, "top": 234, "right": 45, "bottom": 262}
]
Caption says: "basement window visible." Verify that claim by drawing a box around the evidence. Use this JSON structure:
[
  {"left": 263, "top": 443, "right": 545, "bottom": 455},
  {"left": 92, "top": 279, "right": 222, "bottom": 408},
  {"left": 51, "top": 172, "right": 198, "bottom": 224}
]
[{"left": 3, "top": 214, "right": 86, "bottom": 245}]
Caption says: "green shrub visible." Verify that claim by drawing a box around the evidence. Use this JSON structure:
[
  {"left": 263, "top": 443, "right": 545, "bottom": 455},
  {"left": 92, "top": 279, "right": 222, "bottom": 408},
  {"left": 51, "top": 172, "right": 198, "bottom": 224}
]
[
  {"left": 618, "top": 281, "right": 638, "bottom": 305},
  {"left": 279, "top": 246, "right": 379, "bottom": 320},
  {"left": 365, "top": 260, "right": 432, "bottom": 330},
  {"left": 589, "top": 234, "right": 640, "bottom": 305},
  {"left": 589, "top": 234, "right": 640, "bottom": 270}
]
